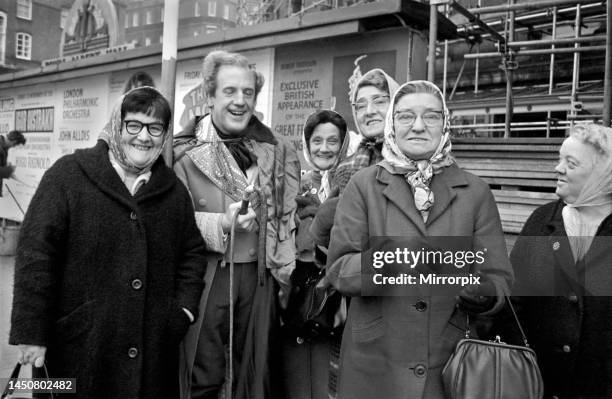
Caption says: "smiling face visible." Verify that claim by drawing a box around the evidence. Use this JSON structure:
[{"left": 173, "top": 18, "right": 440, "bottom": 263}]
[
  {"left": 120, "top": 112, "right": 165, "bottom": 169},
  {"left": 354, "top": 85, "right": 390, "bottom": 139},
  {"left": 555, "top": 136, "right": 597, "bottom": 204},
  {"left": 208, "top": 65, "right": 256, "bottom": 136},
  {"left": 308, "top": 122, "right": 342, "bottom": 171},
  {"left": 393, "top": 92, "right": 444, "bottom": 160}
]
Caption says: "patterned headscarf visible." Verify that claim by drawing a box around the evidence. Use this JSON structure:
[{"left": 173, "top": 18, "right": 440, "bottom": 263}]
[
  {"left": 332, "top": 68, "right": 399, "bottom": 192},
  {"left": 301, "top": 109, "right": 350, "bottom": 202},
  {"left": 379, "top": 80, "right": 455, "bottom": 222},
  {"left": 561, "top": 123, "right": 612, "bottom": 261},
  {"left": 98, "top": 86, "right": 169, "bottom": 175}
]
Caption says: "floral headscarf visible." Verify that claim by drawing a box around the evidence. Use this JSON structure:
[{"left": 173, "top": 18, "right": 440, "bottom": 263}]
[
  {"left": 379, "top": 80, "right": 454, "bottom": 221},
  {"left": 332, "top": 69, "right": 399, "bottom": 192},
  {"left": 98, "top": 86, "right": 169, "bottom": 175},
  {"left": 561, "top": 123, "right": 612, "bottom": 261},
  {"left": 301, "top": 109, "right": 350, "bottom": 202}
]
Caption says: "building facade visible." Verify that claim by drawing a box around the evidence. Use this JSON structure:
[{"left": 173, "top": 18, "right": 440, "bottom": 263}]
[{"left": 0, "top": 0, "right": 63, "bottom": 73}]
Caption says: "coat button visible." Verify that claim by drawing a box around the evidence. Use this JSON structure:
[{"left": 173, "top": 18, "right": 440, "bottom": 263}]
[
  {"left": 130, "top": 211, "right": 137, "bottom": 221},
  {"left": 414, "top": 300, "right": 427, "bottom": 312},
  {"left": 568, "top": 293, "right": 578, "bottom": 303},
  {"left": 128, "top": 347, "right": 138, "bottom": 358},
  {"left": 198, "top": 198, "right": 207, "bottom": 207},
  {"left": 248, "top": 248, "right": 256, "bottom": 256},
  {"left": 414, "top": 364, "right": 427, "bottom": 377},
  {"left": 562, "top": 345, "right": 571, "bottom": 353},
  {"left": 131, "top": 279, "right": 143, "bottom": 290}
]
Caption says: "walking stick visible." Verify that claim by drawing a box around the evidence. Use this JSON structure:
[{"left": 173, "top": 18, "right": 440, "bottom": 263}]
[{"left": 227, "top": 185, "right": 254, "bottom": 399}]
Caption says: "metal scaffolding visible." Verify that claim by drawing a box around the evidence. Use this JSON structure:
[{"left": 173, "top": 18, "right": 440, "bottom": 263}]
[{"left": 430, "top": 0, "right": 609, "bottom": 135}]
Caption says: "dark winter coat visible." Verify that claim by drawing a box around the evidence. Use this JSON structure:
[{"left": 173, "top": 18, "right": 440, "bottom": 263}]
[
  {"left": 503, "top": 200, "right": 612, "bottom": 399},
  {"left": 326, "top": 164, "right": 513, "bottom": 399},
  {"left": 9, "top": 140, "right": 207, "bottom": 399}
]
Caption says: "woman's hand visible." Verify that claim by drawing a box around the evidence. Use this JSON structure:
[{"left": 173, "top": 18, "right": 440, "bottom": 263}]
[
  {"left": 456, "top": 272, "right": 497, "bottom": 314},
  {"left": 18, "top": 345, "right": 47, "bottom": 367}
]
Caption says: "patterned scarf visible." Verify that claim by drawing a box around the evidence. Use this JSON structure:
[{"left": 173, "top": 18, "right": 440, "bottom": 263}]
[
  {"left": 379, "top": 80, "right": 455, "bottom": 222},
  {"left": 332, "top": 69, "right": 399, "bottom": 192},
  {"left": 98, "top": 86, "right": 168, "bottom": 175},
  {"left": 185, "top": 114, "right": 261, "bottom": 208}
]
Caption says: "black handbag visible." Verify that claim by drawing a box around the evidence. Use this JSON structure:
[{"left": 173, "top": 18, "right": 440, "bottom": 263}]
[
  {"left": 282, "top": 260, "right": 344, "bottom": 342},
  {"left": 442, "top": 299, "right": 544, "bottom": 399},
  {"left": 1, "top": 363, "right": 55, "bottom": 399}
]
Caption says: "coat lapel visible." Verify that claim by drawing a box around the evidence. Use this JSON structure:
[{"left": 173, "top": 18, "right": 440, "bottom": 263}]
[
  {"left": 426, "top": 164, "right": 464, "bottom": 226},
  {"left": 378, "top": 168, "right": 427, "bottom": 235},
  {"left": 75, "top": 140, "right": 135, "bottom": 209}
]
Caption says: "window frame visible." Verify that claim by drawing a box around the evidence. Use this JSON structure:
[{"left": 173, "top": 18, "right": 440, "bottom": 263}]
[
  {"left": 16, "top": 0, "right": 33, "bottom": 20},
  {"left": 208, "top": 1, "right": 217, "bottom": 17},
  {"left": 15, "top": 32, "right": 32, "bottom": 60},
  {"left": 0, "top": 12, "right": 6, "bottom": 65}
]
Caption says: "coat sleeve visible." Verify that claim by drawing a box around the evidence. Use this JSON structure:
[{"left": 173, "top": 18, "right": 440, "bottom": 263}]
[
  {"left": 9, "top": 162, "right": 70, "bottom": 346},
  {"left": 472, "top": 182, "right": 514, "bottom": 315},
  {"left": 173, "top": 182, "right": 208, "bottom": 318},
  {"left": 326, "top": 175, "right": 369, "bottom": 296},
  {"left": 173, "top": 158, "right": 227, "bottom": 254}
]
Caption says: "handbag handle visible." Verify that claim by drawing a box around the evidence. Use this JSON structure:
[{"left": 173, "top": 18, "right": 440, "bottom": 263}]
[
  {"left": 1, "top": 363, "right": 55, "bottom": 399},
  {"left": 465, "top": 295, "right": 530, "bottom": 347}
]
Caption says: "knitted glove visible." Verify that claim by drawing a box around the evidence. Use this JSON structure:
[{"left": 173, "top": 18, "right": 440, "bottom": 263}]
[
  {"left": 296, "top": 193, "right": 320, "bottom": 219},
  {"left": 309, "top": 196, "right": 340, "bottom": 249}
]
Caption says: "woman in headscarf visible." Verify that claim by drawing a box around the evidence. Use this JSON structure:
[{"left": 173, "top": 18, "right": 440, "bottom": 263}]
[
  {"left": 501, "top": 123, "right": 612, "bottom": 398},
  {"left": 310, "top": 69, "right": 398, "bottom": 273},
  {"left": 10, "top": 87, "right": 207, "bottom": 399},
  {"left": 281, "top": 110, "right": 350, "bottom": 399},
  {"left": 325, "top": 80, "right": 513, "bottom": 399},
  {"left": 331, "top": 68, "right": 399, "bottom": 193}
]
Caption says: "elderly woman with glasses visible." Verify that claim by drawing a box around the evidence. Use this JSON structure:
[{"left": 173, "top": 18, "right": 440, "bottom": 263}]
[
  {"left": 325, "top": 80, "right": 513, "bottom": 399},
  {"left": 332, "top": 68, "right": 399, "bottom": 193},
  {"left": 10, "top": 87, "right": 207, "bottom": 399}
]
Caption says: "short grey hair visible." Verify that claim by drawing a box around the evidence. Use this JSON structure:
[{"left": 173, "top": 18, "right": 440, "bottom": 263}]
[
  {"left": 202, "top": 50, "right": 265, "bottom": 98},
  {"left": 570, "top": 123, "right": 612, "bottom": 156}
]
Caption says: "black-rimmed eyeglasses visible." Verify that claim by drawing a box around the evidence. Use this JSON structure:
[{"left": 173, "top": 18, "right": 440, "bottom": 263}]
[{"left": 123, "top": 120, "right": 166, "bottom": 137}]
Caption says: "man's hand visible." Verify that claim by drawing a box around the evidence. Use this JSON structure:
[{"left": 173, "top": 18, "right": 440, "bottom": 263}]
[
  {"left": 8, "top": 164, "right": 16, "bottom": 178},
  {"left": 221, "top": 201, "right": 257, "bottom": 234},
  {"left": 18, "top": 345, "right": 46, "bottom": 367}
]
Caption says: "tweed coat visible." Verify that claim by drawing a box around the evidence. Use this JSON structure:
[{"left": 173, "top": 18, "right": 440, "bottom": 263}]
[
  {"left": 503, "top": 200, "right": 612, "bottom": 398},
  {"left": 9, "top": 140, "right": 207, "bottom": 399},
  {"left": 326, "top": 163, "right": 513, "bottom": 399}
]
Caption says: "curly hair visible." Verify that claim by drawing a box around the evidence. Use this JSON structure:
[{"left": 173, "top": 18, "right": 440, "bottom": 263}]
[
  {"left": 202, "top": 50, "right": 265, "bottom": 98},
  {"left": 570, "top": 123, "right": 612, "bottom": 156}
]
